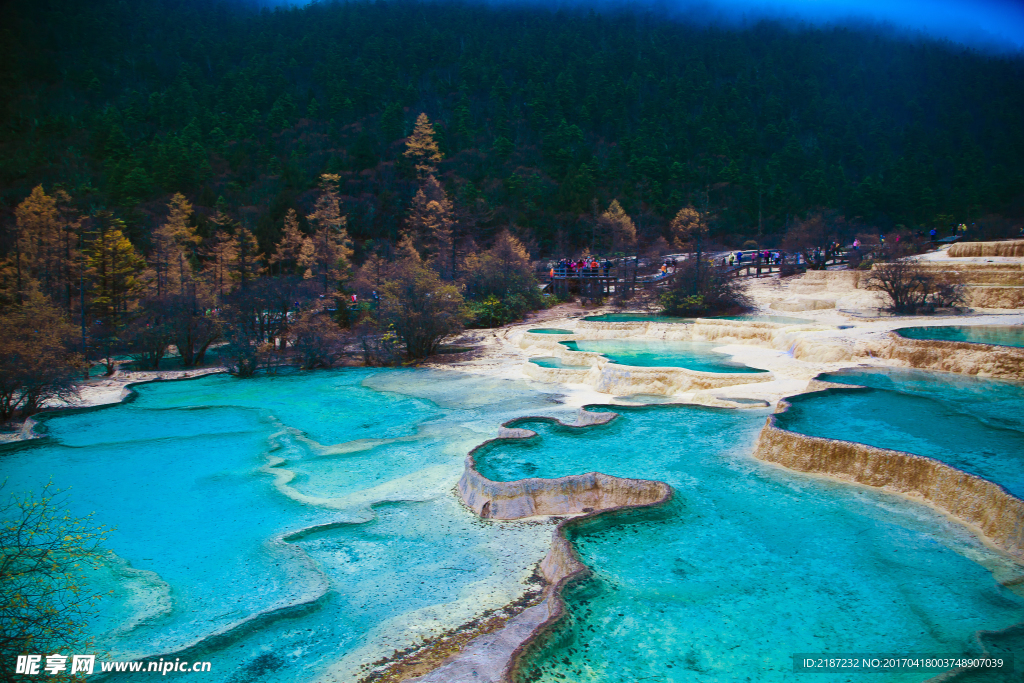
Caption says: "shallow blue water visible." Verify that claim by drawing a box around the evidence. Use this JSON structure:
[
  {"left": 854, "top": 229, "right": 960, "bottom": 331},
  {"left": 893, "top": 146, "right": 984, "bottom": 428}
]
[
  {"left": 0, "top": 369, "right": 565, "bottom": 682},
  {"left": 896, "top": 325, "right": 1024, "bottom": 348},
  {"left": 560, "top": 339, "right": 767, "bottom": 373},
  {"left": 527, "top": 328, "right": 574, "bottom": 334},
  {"left": 778, "top": 368, "right": 1024, "bottom": 497},
  {"left": 3, "top": 367, "right": 1021, "bottom": 683},
  {"left": 474, "top": 405, "right": 1024, "bottom": 683}
]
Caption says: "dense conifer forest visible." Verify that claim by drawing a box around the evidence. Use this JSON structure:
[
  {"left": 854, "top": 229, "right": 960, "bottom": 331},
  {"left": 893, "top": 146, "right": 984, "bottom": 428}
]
[
  {"left": 1, "top": 0, "right": 1023, "bottom": 398},
  {"left": 2, "top": 0, "right": 1022, "bottom": 254}
]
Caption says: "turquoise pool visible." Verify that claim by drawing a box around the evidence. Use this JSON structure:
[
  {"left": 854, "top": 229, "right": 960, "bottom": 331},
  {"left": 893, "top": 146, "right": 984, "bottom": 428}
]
[
  {"left": 583, "top": 313, "right": 694, "bottom": 323},
  {"left": 527, "top": 328, "right": 574, "bottom": 334},
  {"left": 559, "top": 339, "right": 767, "bottom": 373},
  {"left": 896, "top": 325, "right": 1024, "bottom": 348},
  {"left": 776, "top": 368, "right": 1024, "bottom": 497},
  {"left": 528, "top": 356, "right": 591, "bottom": 369},
  {"left": 470, "top": 403, "right": 1024, "bottom": 683},
  {"left": 0, "top": 369, "right": 567, "bottom": 682},
  {"left": 4, "top": 367, "right": 1021, "bottom": 682}
]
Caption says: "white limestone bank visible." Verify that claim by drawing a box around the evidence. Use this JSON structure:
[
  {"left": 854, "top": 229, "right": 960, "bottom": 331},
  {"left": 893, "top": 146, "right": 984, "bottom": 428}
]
[
  {"left": 523, "top": 359, "right": 773, "bottom": 396},
  {"left": 754, "top": 410, "right": 1024, "bottom": 562},
  {"left": 519, "top": 318, "right": 795, "bottom": 396},
  {"left": 793, "top": 332, "right": 1024, "bottom": 380},
  {"left": 948, "top": 239, "right": 1024, "bottom": 258}
]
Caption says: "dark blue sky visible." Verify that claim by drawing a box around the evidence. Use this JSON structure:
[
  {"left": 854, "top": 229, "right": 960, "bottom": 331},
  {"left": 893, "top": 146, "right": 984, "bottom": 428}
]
[
  {"left": 701, "top": 0, "right": 1024, "bottom": 51},
  {"left": 267, "top": 0, "right": 1024, "bottom": 52}
]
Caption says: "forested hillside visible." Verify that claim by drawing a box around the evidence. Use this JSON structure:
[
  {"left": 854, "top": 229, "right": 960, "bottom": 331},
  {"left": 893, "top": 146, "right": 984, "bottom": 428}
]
[{"left": 2, "top": 0, "right": 1022, "bottom": 256}]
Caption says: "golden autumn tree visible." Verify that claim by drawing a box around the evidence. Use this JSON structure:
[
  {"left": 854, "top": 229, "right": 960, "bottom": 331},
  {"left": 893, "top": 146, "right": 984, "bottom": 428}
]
[
  {"left": 0, "top": 293, "right": 83, "bottom": 419},
  {"left": 270, "top": 209, "right": 314, "bottom": 277},
  {"left": 406, "top": 175, "right": 455, "bottom": 279},
  {"left": 462, "top": 229, "right": 534, "bottom": 299},
  {"left": 403, "top": 113, "right": 443, "bottom": 178},
  {"left": 670, "top": 206, "right": 702, "bottom": 251},
  {"left": 228, "top": 226, "right": 263, "bottom": 290},
  {"left": 7, "top": 186, "right": 61, "bottom": 307},
  {"left": 13, "top": 187, "right": 84, "bottom": 311},
  {"left": 597, "top": 200, "right": 637, "bottom": 254},
  {"left": 203, "top": 206, "right": 240, "bottom": 297},
  {"left": 306, "top": 174, "right": 353, "bottom": 294},
  {"left": 149, "top": 193, "right": 199, "bottom": 298},
  {"left": 85, "top": 214, "right": 146, "bottom": 374}
]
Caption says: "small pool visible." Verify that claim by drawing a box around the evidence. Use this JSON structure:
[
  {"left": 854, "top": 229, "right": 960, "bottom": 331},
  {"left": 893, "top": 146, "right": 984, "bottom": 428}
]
[
  {"left": 582, "top": 313, "right": 694, "bottom": 323},
  {"left": 527, "top": 328, "right": 575, "bottom": 335},
  {"left": 559, "top": 340, "right": 767, "bottom": 373},
  {"left": 896, "top": 325, "right": 1024, "bottom": 348},
  {"left": 713, "top": 314, "right": 815, "bottom": 324},
  {"left": 528, "top": 356, "right": 591, "bottom": 370}
]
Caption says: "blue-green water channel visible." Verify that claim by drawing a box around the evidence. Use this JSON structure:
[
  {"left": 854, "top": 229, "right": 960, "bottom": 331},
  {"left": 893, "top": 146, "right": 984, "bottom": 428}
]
[
  {"left": 776, "top": 368, "right": 1024, "bottom": 498},
  {"left": 559, "top": 339, "right": 767, "bottom": 373},
  {"left": 527, "top": 328, "right": 574, "bottom": 334},
  {"left": 473, "top": 402, "right": 1024, "bottom": 683},
  {"left": 896, "top": 325, "right": 1024, "bottom": 348},
  {"left": 0, "top": 369, "right": 570, "bottom": 682}
]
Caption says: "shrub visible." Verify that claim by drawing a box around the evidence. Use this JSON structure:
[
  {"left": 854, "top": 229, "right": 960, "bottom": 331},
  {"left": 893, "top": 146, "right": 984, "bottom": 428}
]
[
  {"left": 865, "top": 261, "right": 966, "bottom": 314},
  {"left": 660, "top": 258, "right": 751, "bottom": 316}
]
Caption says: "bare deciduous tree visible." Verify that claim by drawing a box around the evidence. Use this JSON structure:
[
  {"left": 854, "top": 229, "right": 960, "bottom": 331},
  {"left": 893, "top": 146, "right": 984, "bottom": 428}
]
[{"left": 865, "top": 260, "right": 966, "bottom": 314}]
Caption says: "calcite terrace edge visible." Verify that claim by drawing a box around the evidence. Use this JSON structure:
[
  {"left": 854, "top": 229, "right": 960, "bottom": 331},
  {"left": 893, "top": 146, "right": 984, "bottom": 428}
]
[
  {"left": 407, "top": 409, "right": 672, "bottom": 683},
  {"left": 755, "top": 398, "right": 1024, "bottom": 563}
]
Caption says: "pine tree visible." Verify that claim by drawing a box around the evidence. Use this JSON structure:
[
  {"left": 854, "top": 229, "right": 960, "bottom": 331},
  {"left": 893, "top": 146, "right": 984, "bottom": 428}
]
[
  {"left": 403, "top": 113, "right": 442, "bottom": 179},
  {"left": 306, "top": 174, "right": 353, "bottom": 294}
]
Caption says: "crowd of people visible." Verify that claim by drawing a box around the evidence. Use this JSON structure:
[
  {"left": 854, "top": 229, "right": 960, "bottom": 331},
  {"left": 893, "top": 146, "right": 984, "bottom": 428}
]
[{"left": 550, "top": 257, "right": 615, "bottom": 277}]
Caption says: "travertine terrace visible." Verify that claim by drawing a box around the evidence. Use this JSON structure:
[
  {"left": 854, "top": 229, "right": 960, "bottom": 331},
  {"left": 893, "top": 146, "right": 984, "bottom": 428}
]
[{"left": 404, "top": 242, "right": 1024, "bottom": 683}]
